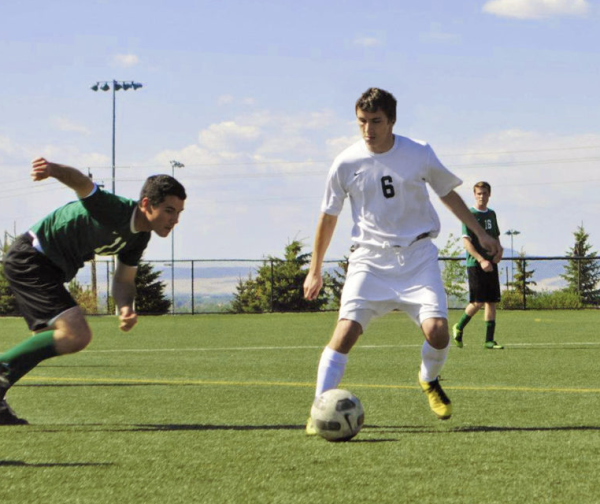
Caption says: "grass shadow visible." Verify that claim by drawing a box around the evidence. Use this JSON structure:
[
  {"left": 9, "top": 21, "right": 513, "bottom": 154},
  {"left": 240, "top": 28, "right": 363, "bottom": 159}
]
[{"left": 0, "top": 460, "right": 114, "bottom": 467}]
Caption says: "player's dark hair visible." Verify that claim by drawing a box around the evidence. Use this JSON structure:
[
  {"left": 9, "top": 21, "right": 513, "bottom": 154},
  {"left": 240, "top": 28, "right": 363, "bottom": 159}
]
[
  {"left": 473, "top": 181, "right": 492, "bottom": 194},
  {"left": 355, "top": 88, "right": 397, "bottom": 124},
  {"left": 139, "top": 175, "right": 187, "bottom": 207}
]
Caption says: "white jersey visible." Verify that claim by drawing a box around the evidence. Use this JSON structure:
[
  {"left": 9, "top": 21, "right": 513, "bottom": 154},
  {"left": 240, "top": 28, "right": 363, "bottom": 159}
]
[{"left": 321, "top": 134, "right": 462, "bottom": 248}]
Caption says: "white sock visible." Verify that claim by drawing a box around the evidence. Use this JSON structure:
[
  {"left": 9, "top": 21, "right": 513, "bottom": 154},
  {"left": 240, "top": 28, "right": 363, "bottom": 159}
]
[
  {"left": 419, "top": 341, "right": 450, "bottom": 383},
  {"left": 315, "top": 346, "right": 348, "bottom": 398}
]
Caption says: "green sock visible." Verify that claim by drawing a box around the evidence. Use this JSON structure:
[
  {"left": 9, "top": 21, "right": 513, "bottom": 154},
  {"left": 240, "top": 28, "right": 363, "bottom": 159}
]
[
  {"left": 485, "top": 320, "right": 496, "bottom": 343},
  {"left": 0, "top": 330, "right": 58, "bottom": 389},
  {"left": 457, "top": 313, "right": 472, "bottom": 331}
]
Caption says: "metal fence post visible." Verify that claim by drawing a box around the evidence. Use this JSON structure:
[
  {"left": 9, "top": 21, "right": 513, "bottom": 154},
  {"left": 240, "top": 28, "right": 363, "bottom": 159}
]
[
  {"left": 191, "top": 260, "right": 195, "bottom": 315},
  {"left": 270, "top": 259, "right": 274, "bottom": 313},
  {"left": 521, "top": 258, "right": 527, "bottom": 310}
]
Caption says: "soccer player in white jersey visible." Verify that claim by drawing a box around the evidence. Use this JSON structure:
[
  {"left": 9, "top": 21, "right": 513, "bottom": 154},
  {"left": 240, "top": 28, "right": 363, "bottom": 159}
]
[{"left": 304, "top": 88, "right": 502, "bottom": 430}]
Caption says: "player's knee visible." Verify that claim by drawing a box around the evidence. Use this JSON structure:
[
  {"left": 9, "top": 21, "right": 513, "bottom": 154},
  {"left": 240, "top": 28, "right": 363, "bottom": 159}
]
[
  {"left": 54, "top": 324, "right": 93, "bottom": 354},
  {"left": 330, "top": 319, "right": 363, "bottom": 353},
  {"left": 422, "top": 317, "right": 449, "bottom": 349},
  {"left": 73, "top": 328, "right": 93, "bottom": 352}
]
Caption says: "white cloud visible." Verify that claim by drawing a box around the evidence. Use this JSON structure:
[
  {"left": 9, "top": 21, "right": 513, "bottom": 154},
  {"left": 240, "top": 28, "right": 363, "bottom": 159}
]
[
  {"left": 353, "top": 35, "right": 384, "bottom": 47},
  {"left": 53, "top": 116, "right": 91, "bottom": 136},
  {"left": 419, "top": 22, "right": 462, "bottom": 45},
  {"left": 217, "top": 95, "right": 256, "bottom": 107},
  {"left": 326, "top": 135, "right": 359, "bottom": 158},
  {"left": 198, "top": 121, "right": 262, "bottom": 152},
  {"left": 0, "top": 135, "right": 17, "bottom": 157},
  {"left": 112, "top": 53, "right": 140, "bottom": 68},
  {"left": 217, "top": 95, "right": 234, "bottom": 105},
  {"left": 483, "top": 0, "right": 591, "bottom": 20}
]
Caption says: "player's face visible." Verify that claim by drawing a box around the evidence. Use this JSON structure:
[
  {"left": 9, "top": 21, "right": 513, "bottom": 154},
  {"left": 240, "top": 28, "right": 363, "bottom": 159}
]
[
  {"left": 474, "top": 188, "right": 490, "bottom": 210},
  {"left": 142, "top": 195, "right": 185, "bottom": 237},
  {"left": 356, "top": 108, "right": 395, "bottom": 154}
]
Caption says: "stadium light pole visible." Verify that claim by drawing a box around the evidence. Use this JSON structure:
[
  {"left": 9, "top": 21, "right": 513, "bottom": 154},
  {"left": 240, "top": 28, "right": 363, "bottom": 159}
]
[
  {"left": 90, "top": 80, "right": 143, "bottom": 194},
  {"left": 169, "top": 160, "right": 185, "bottom": 315},
  {"left": 505, "top": 229, "right": 521, "bottom": 283}
]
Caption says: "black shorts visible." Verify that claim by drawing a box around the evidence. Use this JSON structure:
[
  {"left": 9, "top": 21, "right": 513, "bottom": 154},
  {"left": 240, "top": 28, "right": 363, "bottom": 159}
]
[
  {"left": 467, "top": 264, "right": 501, "bottom": 303},
  {"left": 3, "top": 234, "right": 77, "bottom": 331}
]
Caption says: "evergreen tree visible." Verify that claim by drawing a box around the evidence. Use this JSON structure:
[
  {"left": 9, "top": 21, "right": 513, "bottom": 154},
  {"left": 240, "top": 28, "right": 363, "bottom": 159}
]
[
  {"left": 561, "top": 225, "right": 600, "bottom": 306},
  {"left": 231, "top": 240, "right": 329, "bottom": 313},
  {"left": 229, "top": 274, "right": 264, "bottom": 313},
  {"left": 135, "top": 262, "right": 171, "bottom": 314},
  {"left": 439, "top": 233, "right": 467, "bottom": 303},
  {"left": 508, "top": 251, "right": 537, "bottom": 296},
  {"left": 503, "top": 251, "right": 537, "bottom": 309}
]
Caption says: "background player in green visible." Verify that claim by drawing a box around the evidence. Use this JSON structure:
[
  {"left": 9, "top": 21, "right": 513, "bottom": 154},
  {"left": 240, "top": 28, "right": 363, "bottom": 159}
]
[
  {"left": 452, "top": 181, "right": 504, "bottom": 349},
  {"left": 0, "top": 157, "right": 186, "bottom": 424}
]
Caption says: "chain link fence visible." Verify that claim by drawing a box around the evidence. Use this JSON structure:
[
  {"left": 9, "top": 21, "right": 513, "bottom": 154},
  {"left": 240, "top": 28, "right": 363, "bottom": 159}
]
[{"left": 69, "top": 256, "right": 598, "bottom": 314}]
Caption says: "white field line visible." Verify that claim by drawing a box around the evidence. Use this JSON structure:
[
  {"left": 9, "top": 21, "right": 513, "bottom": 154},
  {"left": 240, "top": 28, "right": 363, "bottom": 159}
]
[{"left": 85, "top": 341, "right": 600, "bottom": 353}]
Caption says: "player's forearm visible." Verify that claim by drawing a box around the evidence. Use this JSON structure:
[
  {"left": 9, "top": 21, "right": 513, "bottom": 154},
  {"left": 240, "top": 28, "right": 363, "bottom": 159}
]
[
  {"left": 463, "top": 238, "right": 486, "bottom": 264},
  {"left": 441, "top": 191, "right": 488, "bottom": 242},
  {"left": 308, "top": 213, "right": 337, "bottom": 273},
  {"left": 111, "top": 280, "right": 137, "bottom": 311},
  {"left": 49, "top": 163, "right": 95, "bottom": 198}
]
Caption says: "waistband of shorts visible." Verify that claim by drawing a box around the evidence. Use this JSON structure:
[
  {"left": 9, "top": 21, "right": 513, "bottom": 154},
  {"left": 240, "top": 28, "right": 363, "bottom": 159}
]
[
  {"left": 351, "top": 232, "right": 432, "bottom": 252},
  {"left": 26, "top": 231, "right": 45, "bottom": 253}
]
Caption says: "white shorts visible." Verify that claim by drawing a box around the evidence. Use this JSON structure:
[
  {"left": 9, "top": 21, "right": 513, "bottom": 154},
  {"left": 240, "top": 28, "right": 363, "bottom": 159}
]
[{"left": 338, "top": 238, "right": 448, "bottom": 330}]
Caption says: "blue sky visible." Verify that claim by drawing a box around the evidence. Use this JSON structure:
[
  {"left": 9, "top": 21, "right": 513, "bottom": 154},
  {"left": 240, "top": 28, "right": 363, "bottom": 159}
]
[{"left": 1, "top": 0, "right": 599, "bottom": 261}]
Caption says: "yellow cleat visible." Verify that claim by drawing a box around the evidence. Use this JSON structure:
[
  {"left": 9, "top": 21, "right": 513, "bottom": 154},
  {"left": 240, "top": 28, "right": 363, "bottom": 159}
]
[
  {"left": 305, "top": 416, "right": 318, "bottom": 436},
  {"left": 419, "top": 374, "right": 452, "bottom": 420},
  {"left": 452, "top": 324, "right": 463, "bottom": 348}
]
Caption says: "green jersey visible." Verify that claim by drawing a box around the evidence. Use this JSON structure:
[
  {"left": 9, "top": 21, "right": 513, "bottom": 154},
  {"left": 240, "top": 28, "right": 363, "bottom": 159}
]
[
  {"left": 30, "top": 185, "right": 151, "bottom": 282},
  {"left": 462, "top": 207, "right": 500, "bottom": 267}
]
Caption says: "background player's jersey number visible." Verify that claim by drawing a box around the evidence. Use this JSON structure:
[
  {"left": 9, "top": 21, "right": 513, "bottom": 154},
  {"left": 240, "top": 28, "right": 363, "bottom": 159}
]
[{"left": 381, "top": 176, "right": 395, "bottom": 199}]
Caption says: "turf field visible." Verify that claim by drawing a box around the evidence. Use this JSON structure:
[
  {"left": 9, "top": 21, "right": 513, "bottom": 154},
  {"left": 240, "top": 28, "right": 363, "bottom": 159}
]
[{"left": 1, "top": 311, "right": 599, "bottom": 503}]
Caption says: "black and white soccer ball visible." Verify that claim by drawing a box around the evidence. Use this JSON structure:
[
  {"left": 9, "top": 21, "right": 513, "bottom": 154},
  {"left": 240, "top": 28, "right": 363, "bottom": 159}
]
[{"left": 310, "top": 389, "right": 364, "bottom": 442}]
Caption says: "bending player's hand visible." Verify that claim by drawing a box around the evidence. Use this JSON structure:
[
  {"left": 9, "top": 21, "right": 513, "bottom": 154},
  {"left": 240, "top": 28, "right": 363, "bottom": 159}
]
[
  {"left": 119, "top": 306, "right": 138, "bottom": 332},
  {"left": 303, "top": 270, "right": 323, "bottom": 301},
  {"left": 31, "top": 157, "right": 54, "bottom": 181},
  {"left": 479, "top": 234, "right": 503, "bottom": 263},
  {"left": 479, "top": 259, "right": 494, "bottom": 273}
]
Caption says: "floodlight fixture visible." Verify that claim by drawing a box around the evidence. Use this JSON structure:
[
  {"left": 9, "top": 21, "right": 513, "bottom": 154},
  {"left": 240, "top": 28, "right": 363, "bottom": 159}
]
[{"left": 89, "top": 79, "right": 144, "bottom": 195}]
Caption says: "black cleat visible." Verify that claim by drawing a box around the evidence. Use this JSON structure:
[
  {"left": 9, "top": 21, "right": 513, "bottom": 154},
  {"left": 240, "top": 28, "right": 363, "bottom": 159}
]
[
  {"left": 0, "top": 363, "right": 9, "bottom": 390},
  {"left": 0, "top": 400, "right": 29, "bottom": 426}
]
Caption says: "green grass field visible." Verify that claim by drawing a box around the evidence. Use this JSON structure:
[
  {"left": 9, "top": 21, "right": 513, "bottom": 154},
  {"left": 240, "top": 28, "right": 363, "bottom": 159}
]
[{"left": 1, "top": 311, "right": 599, "bottom": 503}]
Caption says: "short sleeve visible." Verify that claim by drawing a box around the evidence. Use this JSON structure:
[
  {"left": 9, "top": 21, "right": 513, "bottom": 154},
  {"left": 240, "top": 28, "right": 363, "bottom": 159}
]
[
  {"left": 425, "top": 145, "right": 462, "bottom": 197},
  {"left": 320, "top": 163, "right": 347, "bottom": 216},
  {"left": 117, "top": 233, "right": 151, "bottom": 267}
]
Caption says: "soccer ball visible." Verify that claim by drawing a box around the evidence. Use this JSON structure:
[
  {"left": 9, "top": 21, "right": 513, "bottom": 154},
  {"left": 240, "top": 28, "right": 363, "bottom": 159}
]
[{"left": 310, "top": 389, "right": 364, "bottom": 442}]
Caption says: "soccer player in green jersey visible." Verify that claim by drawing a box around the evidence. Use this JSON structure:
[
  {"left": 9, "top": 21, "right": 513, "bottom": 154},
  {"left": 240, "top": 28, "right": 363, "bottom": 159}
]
[
  {"left": 0, "top": 157, "right": 186, "bottom": 424},
  {"left": 452, "top": 181, "right": 504, "bottom": 349}
]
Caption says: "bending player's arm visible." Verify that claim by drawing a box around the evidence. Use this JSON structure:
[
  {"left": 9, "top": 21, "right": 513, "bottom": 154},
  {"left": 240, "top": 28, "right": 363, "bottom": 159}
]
[
  {"left": 440, "top": 190, "right": 503, "bottom": 262},
  {"left": 31, "top": 157, "right": 95, "bottom": 199},
  {"left": 112, "top": 260, "right": 138, "bottom": 332},
  {"left": 304, "top": 213, "right": 338, "bottom": 301},
  {"left": 462, "top": 237, "right": 494, "bottom": 272}
]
